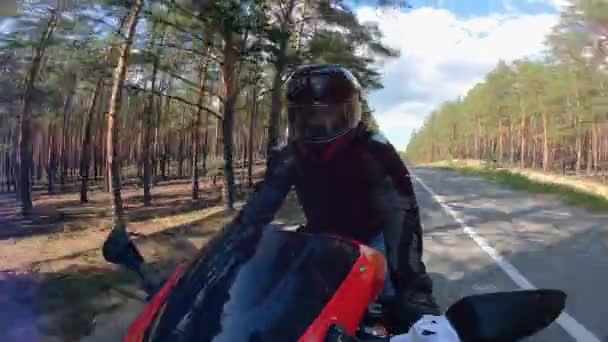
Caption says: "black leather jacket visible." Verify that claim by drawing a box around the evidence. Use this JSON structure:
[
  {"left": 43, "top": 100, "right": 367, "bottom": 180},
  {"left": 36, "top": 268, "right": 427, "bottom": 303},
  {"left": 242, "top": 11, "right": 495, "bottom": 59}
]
[{"left": 232, "top": 123, "right": 432, "bottom": 295}]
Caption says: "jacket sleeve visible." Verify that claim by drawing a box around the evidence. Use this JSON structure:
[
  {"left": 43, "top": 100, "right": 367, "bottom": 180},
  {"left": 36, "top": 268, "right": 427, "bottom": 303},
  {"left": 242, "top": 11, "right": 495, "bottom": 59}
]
[
  {"left": 232, "top": 144, "right": 296, "bottom": 228},
  {"left": 367, "top": 133, "right": 430, "bottom": 294},
  {"left": 368, "top": 134, "right": 418, "bottom": 208}
]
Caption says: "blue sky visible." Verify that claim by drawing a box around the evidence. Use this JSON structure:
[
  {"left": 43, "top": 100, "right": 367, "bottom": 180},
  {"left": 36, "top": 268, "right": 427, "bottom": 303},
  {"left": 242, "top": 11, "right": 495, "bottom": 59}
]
[
  {"left": 351, "top": 0, "right": 566, "bottom": 150},
  {"left": 349, "top": 0, "right": 561, "bottom": 16}
]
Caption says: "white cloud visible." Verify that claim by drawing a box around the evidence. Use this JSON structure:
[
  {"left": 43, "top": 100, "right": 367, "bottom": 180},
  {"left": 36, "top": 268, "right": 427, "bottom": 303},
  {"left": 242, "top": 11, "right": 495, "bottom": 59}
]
[
  {"left": 375, "top": 101, "right": 432, "bottom": 143},
  {"left": 517, "top": 0, "right": 569, "bottom": 11},
  {"left": 356, "top": 6, "right": 559, "bottom": 150}
]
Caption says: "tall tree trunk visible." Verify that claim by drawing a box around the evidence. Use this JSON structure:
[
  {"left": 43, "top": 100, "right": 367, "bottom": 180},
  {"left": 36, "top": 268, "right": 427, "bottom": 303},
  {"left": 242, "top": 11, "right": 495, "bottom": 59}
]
[
  {"left": 509, "top": 119, "right": 515, "bottom": 164},
  {"left": 476, "top": 115, "right": 482, "bottom": 159},
  {"left": 215, "top": 117, "right": 221, "bottom": 160},
  {"left": 574, "top": 75, "right": 583, "bottom": 173},
  {"left": 177, "top": 113, "right": 184, "bottom": 178},
  {"left": 220, "top": 30, "right": 242, "bottom": 211},
  {"left": 575, "top": 122, "right": 583, "bottom": 173},
  {"left": 142, "top": 29, "right": 161, "bottom": 206},
  {"left": 592, "top": 121, "right": 599, "bottom": 173},
  {"left": 47, "top": 121, "right": 58, "bottom": 194},
  {"left": 36, "top": 135, "right": 43, "bottom": 181},
  {"left": 498, "top": 118, "right": 503, "bottom": 162},
  {"left": 202, "top": 110, "right": 210, "bottom": 176},
  {"left": 18, "top": 9, "right": 57, "bottom": 215},
  {"left": 267, "top": 65, "right": 285, "bottom": 159},
  {"left": 80, "top": 77, "right": 103, "bottom": 203},
  {"left": 478, "top": 134, "right": 482, "bottom": 160},
  {"left": 192, "top": 47, "right": 211, "bottom": 200},
  {"left": 153, "top": 77, "right": 167, "bottom": 184},
  {"left": 532, "top": 137, "right": 538, "bottom": 169},
  {"left": 160, "top": 136, "right": 168, "bottom": 178},
  {"left": 143, "top": 20, "right": 165, "bottom": 200},
  {"left": 449, "top": 123, "right": 456, "bottom": 157},
  {"left": 161, "top": 97, "right": 172, "bottom": 180},
  {"left": 106, "top": 0, "right": 144, "bottom": 231},
  {"left": 13, "top": 111, "right": 20, "bottom": 198},
  {"left": 519, "top": 97, "right": 527, "bottom": 168},
  {"left": 177, "top": 127, "right": 184, "bottom": 177},
  {"left": 587, "top": 132, "right": 593, "bottom": 174},
  {"left": 248, "top": 83, "right": 257, "bottom": 187},
  {"left": 60, "top": 77, "right": 77, "bottom": 191},
  {"left": 541, "top": 103, "right": 550, "bottom": 172},
  {"left": 267, "top": 0, "right": 296, "bottom": 161},
  {"left": 464, "top": 134, "right": 470, "bottom": 158},
  {"left": 4, "top": 127, "right": 12, "bottom": 192},
  {"left": 222, "top": 96, "right": 237, "bottom": 210}
]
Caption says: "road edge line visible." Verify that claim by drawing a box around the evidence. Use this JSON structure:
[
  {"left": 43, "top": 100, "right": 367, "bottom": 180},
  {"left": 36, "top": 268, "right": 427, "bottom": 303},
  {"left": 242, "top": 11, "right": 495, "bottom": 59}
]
[{"left": 411, "top": 172, "right": 601, "bottom": 342}]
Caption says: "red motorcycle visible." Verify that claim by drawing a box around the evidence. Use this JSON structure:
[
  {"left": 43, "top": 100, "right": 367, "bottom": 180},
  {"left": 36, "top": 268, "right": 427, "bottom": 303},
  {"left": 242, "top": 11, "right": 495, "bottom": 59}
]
[{"left": 102, "top": 223, "right": 566, "bottom": 342}]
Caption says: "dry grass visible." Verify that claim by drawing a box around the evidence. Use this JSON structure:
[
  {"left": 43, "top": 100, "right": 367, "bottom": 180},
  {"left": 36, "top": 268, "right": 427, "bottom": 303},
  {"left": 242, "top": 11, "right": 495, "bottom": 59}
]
[
  {"left": 0, "top": 167, "right": 265, "bottom": 271},
  {"left": 0, "top": 165, "right": 279, "bottom": 341},
  {"left": 427, "top": 160, "right": 608, "bottom": 212},
  {"left": 508, "top": 168, "right": 608, "bottom": 200},
  {"left": 418, "top": 159, "right": 485, "bottom": 168},
  {"left": 35, "top": 192, "right": 304, "bottom": 341},
  {"left": 35, "top": 210, "right": 241, "bottom": 341}
]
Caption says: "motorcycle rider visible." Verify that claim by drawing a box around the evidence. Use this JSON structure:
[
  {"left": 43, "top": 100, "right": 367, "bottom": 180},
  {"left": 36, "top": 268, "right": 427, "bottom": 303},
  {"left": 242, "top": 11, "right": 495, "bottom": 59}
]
[{"left": 231, "top": 64, "right": 440, "bottom": 333}]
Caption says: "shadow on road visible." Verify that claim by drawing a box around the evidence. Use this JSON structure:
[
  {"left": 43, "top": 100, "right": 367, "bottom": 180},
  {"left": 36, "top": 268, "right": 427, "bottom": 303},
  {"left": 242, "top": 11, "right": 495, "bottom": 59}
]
[
  {"left": 416, "top": 167, "right": 608, "bottom": 341},
  {"left": 426, "top": 228, "right": 607, "bottom": 341}
]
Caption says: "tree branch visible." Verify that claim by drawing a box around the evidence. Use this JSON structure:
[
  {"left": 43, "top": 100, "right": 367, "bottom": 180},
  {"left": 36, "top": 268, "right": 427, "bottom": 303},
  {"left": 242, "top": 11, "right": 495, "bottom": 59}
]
[
  {"left": 154, "top": 42, "right": 224, "bottom": 66},
  {"left": 142, "top": 9, "right": 208, "bottom": 44},
  {"left": 124, "top": 84, "right": 222, "bottom": 120}
]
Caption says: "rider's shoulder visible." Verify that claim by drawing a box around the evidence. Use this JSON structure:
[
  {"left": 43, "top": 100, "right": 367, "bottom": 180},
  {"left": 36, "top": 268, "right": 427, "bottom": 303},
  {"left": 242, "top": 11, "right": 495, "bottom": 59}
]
[
  {"left": 268, "top": 142, "right": 296, "bottom": 168},
  {"left": 369, "top": 131, "right": 390, "bottom": 145},
  {"left": 270, "top": 142, "right": 294, "bottom": 158},
  {"left": 363, "top": 130, "right": 395, "bottom": 152},
  {"left": 360, "top": 129, "right": 407, "bottom": 168}
]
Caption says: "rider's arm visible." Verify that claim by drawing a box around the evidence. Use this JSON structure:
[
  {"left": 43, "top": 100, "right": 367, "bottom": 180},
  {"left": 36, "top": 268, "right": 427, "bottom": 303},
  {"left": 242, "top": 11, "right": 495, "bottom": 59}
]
[
  {"left": 367, "top": 133, "right": 418, "bottom": 209},
  {"left": 366, "top": 133, "right": 427, "bottom": 292},
  {"left": 232, "top": 144, "right": 296, "bottom": 228}
]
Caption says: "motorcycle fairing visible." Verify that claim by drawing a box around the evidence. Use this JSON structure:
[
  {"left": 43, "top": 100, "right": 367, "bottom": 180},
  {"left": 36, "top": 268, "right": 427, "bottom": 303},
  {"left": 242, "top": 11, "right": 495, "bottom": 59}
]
[
  {"left": 125, "top": 225, "right": 387, "bottom": 342},
  {"left": 299, "top": 241, "right": 386, "bottom": 341},
  {"left": 125, "top": 262, "right": 189, "bottom": 342}
]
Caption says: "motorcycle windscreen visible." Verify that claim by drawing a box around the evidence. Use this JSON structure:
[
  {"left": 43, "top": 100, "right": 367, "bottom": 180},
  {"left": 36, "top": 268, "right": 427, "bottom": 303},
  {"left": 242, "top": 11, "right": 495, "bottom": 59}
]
[{"left": 144, "top": 226, "right": 361, "bottom": 342}]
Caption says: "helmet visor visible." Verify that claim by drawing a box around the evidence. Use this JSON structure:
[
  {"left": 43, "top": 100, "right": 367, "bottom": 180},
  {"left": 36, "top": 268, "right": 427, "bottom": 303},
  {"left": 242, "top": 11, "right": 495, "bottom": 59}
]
[{"left": 288, "top": 101, "right": 360, "bottom": 143}]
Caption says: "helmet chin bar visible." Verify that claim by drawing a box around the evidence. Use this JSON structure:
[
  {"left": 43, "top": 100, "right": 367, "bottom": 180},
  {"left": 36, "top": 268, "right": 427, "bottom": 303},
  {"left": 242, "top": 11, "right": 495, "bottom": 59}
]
[
  {"left": 390, "top": 316, "right": 461, "bottom": 342},
  {"left": 301, "top": 126, "right": 353, "bottom": 144}
]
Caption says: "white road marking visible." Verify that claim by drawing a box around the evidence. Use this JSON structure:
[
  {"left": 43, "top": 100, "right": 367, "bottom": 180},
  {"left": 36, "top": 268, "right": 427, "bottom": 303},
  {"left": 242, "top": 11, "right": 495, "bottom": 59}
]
[{"left": 412, "top": 173, "right": 601, "bottom": 342}]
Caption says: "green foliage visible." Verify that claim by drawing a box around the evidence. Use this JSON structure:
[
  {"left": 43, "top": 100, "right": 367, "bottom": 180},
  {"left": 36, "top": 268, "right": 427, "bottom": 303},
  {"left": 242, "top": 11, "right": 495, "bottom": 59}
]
[
  {"left": 443, "top": 166, "right": 608, "bottom": 212},
  {"left": 361, "top": 98, "right": 380, "bottom": 132},
  {"left": 274, "top": 0, "right": 399, "bottom": 92},
  {"left": 407, "top": 0, "right": 608, "bottom": 169}
]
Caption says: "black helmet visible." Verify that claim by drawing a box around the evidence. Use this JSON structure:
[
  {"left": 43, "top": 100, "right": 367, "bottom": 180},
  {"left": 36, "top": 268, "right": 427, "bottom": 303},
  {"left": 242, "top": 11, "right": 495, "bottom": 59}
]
[{"left": 286, "top": 64, "right": 362, "bottom": 144}]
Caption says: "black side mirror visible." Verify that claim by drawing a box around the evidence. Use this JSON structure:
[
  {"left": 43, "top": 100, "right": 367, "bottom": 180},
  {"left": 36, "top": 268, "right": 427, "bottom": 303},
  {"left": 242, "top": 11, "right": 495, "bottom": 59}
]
[
  {"left": 102, "top": 227, "right": 158, "bottom": 297},
  {"left": 102, "top": 227, "right": 144, "bottom": 270},
  {"left": 445, "top": 289, "right": 566, "bottom": 342}
]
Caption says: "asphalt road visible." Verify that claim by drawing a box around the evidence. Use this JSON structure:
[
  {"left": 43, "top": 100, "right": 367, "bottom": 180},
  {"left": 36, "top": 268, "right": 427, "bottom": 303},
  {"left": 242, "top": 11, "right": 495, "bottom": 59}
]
[{"left": 413, "top": 167, "right": 608, "bottom": 342}]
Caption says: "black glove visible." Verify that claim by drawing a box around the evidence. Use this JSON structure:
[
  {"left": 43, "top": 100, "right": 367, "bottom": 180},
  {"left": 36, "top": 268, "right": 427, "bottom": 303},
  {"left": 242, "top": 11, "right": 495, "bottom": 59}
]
[{"left": 325, "top": 324, "right": 360, "bottom": 342}]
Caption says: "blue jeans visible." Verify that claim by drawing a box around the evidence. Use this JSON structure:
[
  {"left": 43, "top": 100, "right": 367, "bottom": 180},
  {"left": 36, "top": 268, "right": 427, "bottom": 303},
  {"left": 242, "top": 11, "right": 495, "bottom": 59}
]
[{"left": 368, "top": 233, "right": 397, "bottom": 301}]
